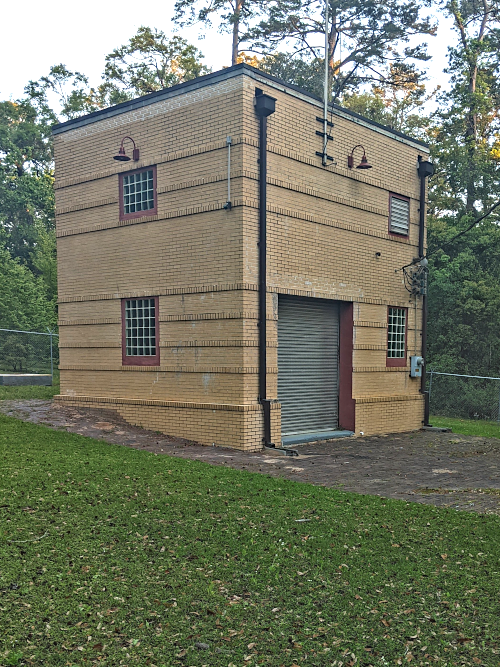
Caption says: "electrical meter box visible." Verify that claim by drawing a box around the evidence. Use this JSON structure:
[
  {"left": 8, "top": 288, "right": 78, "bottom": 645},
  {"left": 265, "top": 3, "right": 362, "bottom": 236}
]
[{"left": 410, "top": 356, "right": 424, "bottom": 378}]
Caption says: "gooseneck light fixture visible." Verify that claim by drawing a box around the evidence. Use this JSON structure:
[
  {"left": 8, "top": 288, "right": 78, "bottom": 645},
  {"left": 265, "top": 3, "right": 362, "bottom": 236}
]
[
  {"left": 347, "top": 145, "right": 372, "bottom": 170},
  {"left": 113, "top": 136, "right": 140, "bottom": 162}
]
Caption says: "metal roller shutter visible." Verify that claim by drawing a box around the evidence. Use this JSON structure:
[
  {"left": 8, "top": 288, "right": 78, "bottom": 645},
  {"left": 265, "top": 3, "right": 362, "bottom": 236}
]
[{"left": 278, "top": 295, "right": 340, "bottom": 436}]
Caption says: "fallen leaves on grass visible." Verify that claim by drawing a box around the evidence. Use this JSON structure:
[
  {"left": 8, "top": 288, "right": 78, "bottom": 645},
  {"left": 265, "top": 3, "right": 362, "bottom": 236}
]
[{"left": 1, "top": 413, "right": 499, "bottom": 667}]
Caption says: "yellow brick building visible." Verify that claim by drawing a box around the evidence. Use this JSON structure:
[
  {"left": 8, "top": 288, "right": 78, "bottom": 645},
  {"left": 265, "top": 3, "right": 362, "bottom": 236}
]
[{"left": 53, "top": 64, "right": 431, "bottom": 450}]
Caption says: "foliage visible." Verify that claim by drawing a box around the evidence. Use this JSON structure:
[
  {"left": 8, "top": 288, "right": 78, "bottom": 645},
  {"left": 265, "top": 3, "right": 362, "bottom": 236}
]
[
  {"left": 174, "top": 0, "right": 263, "bottom": 66},
  {"left": 427, "top": 222, "right": 500, "bottom": 375},
  {"left": 437, "top": 0, "right": 500, "bottom": 213},
  {"left": 0, "top": 245, "right": 56, "bottom": 331},
  {"left": 25, "top": 31, "right": 210, "bottom": 120},
  {"left": 0, "top": 28, "right": 207, "bottom": 333},
  {"left": 257, "top": 51, "right": 325, "bottom": 97},
  {"left": 426, "top": 0, "right": 500, "bottom": 376},
  {"left": 101, "top": 28, "right": 210, "bottom": 101},
  {"left": 0, "top": 99, "right": 55, "bottom": 269},
  {"left": 1, "top": 414, "right": 499, "bottom": 665},
  {"left": 342, "top": 64, "right": 437, "bottom": 137},
  {"left": 25, "top": 64, "right": 96, "bottom": 122},
  {"left": 30, "top": 226, "right": 57, "bottom": 302},
  {"left": 0, "top": 336, "right": 32, "bottom": 372},
  {"left": 429, "top": 370, "right": 500, "bottom": 420},
  {"left": 245, "top": 0, "right": 436, "bottom": 100}
]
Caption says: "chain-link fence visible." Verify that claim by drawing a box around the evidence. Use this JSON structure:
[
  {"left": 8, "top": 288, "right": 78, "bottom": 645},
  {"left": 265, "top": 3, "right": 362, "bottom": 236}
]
[
  {"left": 0, "top": 329, "right": 59, "bottom": 379},
  {"left": 428, "top": 371, "right": 500, "bottom": 421}
]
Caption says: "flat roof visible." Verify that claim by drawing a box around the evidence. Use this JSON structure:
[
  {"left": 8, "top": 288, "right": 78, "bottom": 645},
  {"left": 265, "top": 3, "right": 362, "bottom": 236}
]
[{"left": 52, "top": 63, "right": 429, "bottom": 150}]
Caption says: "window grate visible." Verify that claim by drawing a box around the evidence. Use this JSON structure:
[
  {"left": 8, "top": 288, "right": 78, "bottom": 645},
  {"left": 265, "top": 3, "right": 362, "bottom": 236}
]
[
  {"left": 125, "top": 299, "right": 157, "bottom": 357},
  {"left": 387, "top": 307, "right": 406, "bottom": 358},
  {"left": 123, "top": 170, "right": 155, "bottom": 214},
  {"left": 390, "top": 195, "right": 410, "bottom": 235}
]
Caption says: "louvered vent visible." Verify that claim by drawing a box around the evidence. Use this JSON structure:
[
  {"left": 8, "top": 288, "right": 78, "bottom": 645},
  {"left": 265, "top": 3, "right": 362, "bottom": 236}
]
[{"left": 389, "top": 196, "right": 410, "bottom": 235}]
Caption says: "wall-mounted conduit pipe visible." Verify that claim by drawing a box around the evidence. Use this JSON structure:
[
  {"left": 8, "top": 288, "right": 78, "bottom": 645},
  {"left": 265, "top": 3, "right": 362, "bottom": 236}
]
[
  {"left": 417, "top": 155, "right": 435, "bottom": 426},
  {"left": 224, "top": 136, "right": 232, "bottom": 210},
  {"left": 255, "top": 89, "right": 276, "bottom": 448}
]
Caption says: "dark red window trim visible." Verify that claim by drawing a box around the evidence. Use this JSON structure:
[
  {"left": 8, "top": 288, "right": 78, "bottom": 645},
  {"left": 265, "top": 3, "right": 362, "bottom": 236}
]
[
  {"left": 388, "top": 192, "right": 410, "bottom": 237},
  {"left": 119, "top": 165, "right": 157, "bottom": 221},
  {"left": 386, "top": 306, "right": 408, "bottom": 367},
  {"left": 121, "top": 296, "right": 160, "bottom": 367},
  {"left": 338, "top": 302, "right": 355, "bottom": 432}
]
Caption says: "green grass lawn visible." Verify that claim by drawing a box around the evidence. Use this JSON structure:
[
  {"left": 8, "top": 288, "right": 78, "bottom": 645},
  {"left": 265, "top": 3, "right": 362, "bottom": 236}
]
[
  {"left": 430, "top": 416, "right": 500, "bottom": 440},
  {"left": 0, "top": 384, "right": 59, "bottom": 401},
  {"left": 0, "top": 372, "right": 60, "bottom": 401},
  {"left": 1, "top": 415, "right": 499, "bottom": 667}
]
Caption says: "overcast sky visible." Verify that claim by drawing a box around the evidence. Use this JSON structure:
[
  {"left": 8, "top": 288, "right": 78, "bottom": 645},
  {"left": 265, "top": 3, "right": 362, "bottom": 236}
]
[{"left": 1, "top": 0, "right": 454, "bottom": 103}]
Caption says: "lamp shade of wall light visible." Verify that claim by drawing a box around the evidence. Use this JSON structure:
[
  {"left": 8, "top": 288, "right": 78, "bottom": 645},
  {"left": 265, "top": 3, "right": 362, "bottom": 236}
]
[
  {"left": 113, "top": 136, "right": 140, "bottom": 162},
  {"left": 347, "top": 145, "right": 372, "bottom": 170}
]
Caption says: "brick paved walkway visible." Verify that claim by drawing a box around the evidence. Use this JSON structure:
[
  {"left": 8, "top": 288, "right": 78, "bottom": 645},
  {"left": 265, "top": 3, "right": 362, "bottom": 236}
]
[{"left": 2, "top": 399, "right": 499, "bottom": 514}]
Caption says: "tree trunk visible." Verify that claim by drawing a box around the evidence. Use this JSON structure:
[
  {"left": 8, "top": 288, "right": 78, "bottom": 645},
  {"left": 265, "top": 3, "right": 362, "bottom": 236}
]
[
  {"left": 326, "top": 12, "right": 338, "bottom": 99},
  {"left": 232, "top": 0, "right": 244, "bottom": 66},
  {"left": 465, "top": 62, "right": 478, "bottom": 212}
]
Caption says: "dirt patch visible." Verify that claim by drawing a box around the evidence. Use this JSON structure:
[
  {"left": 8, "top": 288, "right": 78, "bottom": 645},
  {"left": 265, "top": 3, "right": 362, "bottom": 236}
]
[{"left": 2, "top": 399, "right": 500, "bottom": 514}]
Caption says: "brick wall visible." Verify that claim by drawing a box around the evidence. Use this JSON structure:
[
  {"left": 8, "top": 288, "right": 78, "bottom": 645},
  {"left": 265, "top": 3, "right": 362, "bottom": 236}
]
[{"left": 54, "top": 67, "right": 429, "bottom": 448}]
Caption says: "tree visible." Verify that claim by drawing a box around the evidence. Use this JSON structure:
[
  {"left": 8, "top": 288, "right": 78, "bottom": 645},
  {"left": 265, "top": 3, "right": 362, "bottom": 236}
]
[
  {"left": 174, "top": 0, "right": 263, "bottom": 66},
  {"left": 25, "top": 30, "right": 210, "bottom": 121},
  {"left": 434, "top": 0, "right": 500, "bottom": 214},
  {"left": 257, "top": 52, "right": 325, "bottom": 97},
  {"left": 427, "top": 222, "right": 500, "bottom": 375},
  {"left": 0, "top": 28, "right": 209, "bottom": 336},
  {"left": 27, "top": 31, "right": 210, "bottom": 120},
  {"left": 425, "top": 1, "right": 500, "bottom": 375},
  {"left": 30, "top": 226, "right": 57, "bottom": 303},
  {"left": 245, "top": 0, "right": 436, "bottom": 100},
  {"left": 25, "top": 64, "right": 96, "bottom": 121},
  {"left": 0, "top": 99, "right": 55, "bottom": 269},
  {"left": 342, "top": 64, "right": 438, "bottom": 138},
  {"left": 0, "top": 245, "right": 56, "bottom": 331},
  {"left": 101, "top": 27, "right": 210, "bottom": 101}
]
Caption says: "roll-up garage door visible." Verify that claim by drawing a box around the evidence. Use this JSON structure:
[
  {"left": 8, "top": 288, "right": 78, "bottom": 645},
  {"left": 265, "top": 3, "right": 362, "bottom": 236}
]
[{"left": 278, "top": 295, "right": 339, "bottom": 436}]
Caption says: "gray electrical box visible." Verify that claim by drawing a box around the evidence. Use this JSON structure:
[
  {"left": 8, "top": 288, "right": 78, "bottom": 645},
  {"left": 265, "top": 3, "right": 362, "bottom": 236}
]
[{"left": 410, "top": 356, "right": 424, "bottom": 378}]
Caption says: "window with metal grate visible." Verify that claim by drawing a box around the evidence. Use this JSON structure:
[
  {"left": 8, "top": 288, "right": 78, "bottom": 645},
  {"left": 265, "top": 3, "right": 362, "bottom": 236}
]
[
  {"left": 121, "top": 297, "right": 160, "bottom": 366},
  {"left": 387, "top": 306, "right": 407, "bottom": 367},
  {"left": 119, "top": 166, "right": 157, "bottom": 220}
]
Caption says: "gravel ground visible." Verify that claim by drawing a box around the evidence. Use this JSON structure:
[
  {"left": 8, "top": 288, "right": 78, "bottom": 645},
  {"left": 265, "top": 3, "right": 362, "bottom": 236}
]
[{"left": 2, "top": 399, "right": 500, "bottom": 514}]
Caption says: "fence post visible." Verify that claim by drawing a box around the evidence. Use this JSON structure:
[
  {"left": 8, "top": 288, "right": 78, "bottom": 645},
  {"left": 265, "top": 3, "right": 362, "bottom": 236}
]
[
  {"left": 48, "top": 329, "right": 54, "bottom": 383},
  {"left": 428, "top": 369, "right": 434, "bottom": 403},
  {"left": 497, "top": 380, "right": 500, "bottom": 423}
]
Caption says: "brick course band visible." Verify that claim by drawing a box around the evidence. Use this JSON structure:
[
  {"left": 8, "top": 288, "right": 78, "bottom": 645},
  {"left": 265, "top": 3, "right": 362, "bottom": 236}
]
[
  {"left": 56, "top": 167, "right": 412, "bottom": 221},
  {"left": 54, "top": 394, "right": 275, "bottom": 411},
  {"left": 58, "top": 286, "right": 413, "bottom": 309},
  {"left": 355, "top": 394, "right": 423, "bottom": 404},
  {"left": 59, "top": 365, "right": 279, "bottom": 374},
  {"left": 55, "top": 196, "right": 417, "bottom": 247}
]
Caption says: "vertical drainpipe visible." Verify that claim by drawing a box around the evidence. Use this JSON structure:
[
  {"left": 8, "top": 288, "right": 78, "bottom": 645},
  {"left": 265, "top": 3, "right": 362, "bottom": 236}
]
[
  {"left": 254, "top": 90, "right": 276, "bottom": 447},
  {"left": 417, "top": 156, "right": 435, "bottom": 426}
]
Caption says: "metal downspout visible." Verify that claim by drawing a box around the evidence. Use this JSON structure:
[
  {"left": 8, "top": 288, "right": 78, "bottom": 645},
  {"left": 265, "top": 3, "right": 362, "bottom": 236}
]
[
  {"left": 254, "top": 91, "right": 276, "bottom": 447},
  {"left": 417, "top": 156, "right": 434, "bottom": 426}
]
